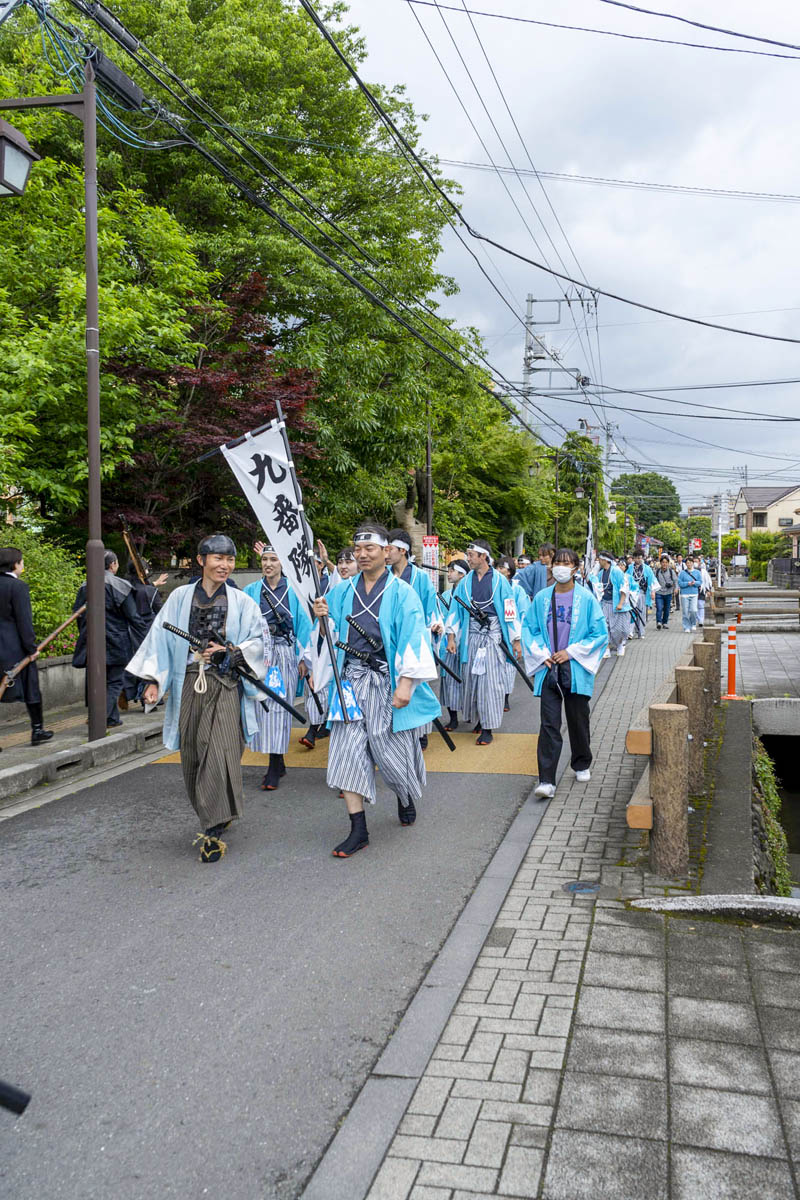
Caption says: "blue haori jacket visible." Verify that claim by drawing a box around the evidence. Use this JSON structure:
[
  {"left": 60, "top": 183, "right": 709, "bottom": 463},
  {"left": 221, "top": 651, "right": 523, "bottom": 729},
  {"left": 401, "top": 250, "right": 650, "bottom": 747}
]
[
  {"left": 405, "top": 562, "right": 441, "bottom": 629},
  {"left": 626, "top": 563, "right": 656, "bottom": 605},
  {"left": 444, "top": 568, "right": 522, "bottom": 664},
  {"left": 588, "top": 562, "right": 631, "bottom": 612},
  {"left": 126, "top": 581, "right": 266, "bottom": 751},
  {"left": 313, "top": 569, "right": 441, "bottom": 733},
  {"left": 522, "top": 583, "right": 609, "bottom": 698},
  {"left": 242, "top": 577, "right": 312, "bottom": 699}
]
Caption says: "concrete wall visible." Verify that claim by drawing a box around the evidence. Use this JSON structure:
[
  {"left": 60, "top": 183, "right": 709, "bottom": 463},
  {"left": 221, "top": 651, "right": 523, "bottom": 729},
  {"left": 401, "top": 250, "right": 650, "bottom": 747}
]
[{"left": 751, "top": 698, "right": 800, "bottom": 738}]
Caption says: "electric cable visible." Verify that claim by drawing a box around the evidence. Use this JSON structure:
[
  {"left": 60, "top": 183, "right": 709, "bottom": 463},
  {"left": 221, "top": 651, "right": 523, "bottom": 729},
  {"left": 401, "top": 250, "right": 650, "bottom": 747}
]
[{"left": 590, "top": 0, "right": 800, "bottom": 55}]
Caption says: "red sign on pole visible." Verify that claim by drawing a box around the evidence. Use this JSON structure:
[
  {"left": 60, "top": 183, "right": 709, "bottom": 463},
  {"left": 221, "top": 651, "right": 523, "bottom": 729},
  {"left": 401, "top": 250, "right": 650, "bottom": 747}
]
[
  {"left": 692, "top": 538, "right": 702, "bottom": 551},
  {"left": 422, "top": 534, "right": 439, "bottom": 573}
]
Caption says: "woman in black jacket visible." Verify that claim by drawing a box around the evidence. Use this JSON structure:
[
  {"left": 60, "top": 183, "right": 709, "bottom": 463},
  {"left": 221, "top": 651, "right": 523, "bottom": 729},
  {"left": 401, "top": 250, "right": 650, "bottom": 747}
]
[{"left": 0, "top": 547, "right": 53, "bottom": 748}]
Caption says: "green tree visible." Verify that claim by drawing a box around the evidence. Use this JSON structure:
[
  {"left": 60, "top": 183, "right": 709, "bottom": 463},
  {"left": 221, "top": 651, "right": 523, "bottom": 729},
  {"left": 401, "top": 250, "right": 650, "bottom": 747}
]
[
  {"left": 0, "top": 526, "right": 83, "bottom": 656},
  {"left": 646, "top": 520, "right": 684, "bottom": 552},
  {"left": 610, "top": 472, "right": 681, "bottom": 528},
  {"left": 749, "top": 532, "right": 790, "bottom": 581},
  {"left": 686, "top": 515, "right": 712, "bottom": 549}
]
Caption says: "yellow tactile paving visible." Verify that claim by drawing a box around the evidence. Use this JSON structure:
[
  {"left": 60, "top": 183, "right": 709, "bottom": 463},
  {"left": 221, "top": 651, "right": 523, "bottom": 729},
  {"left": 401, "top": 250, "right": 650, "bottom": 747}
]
[{"left": 155, "top": 730, "right": 538, "bottom": 775}]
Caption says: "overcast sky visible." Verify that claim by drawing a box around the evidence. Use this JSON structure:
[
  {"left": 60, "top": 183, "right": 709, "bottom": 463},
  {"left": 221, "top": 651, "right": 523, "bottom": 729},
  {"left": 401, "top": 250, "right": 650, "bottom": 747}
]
[{"left": 337, "top": 0, "right": 800, "bottom": 507}]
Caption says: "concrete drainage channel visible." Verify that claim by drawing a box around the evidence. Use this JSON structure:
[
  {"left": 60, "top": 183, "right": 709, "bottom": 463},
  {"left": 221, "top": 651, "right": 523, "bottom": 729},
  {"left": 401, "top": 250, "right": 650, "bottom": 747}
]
[
  {"left": 0, "top": 723, "right": 166, "bottom": 815},
  {"left": 753, "top": 698, "right": 800, "bottom": 893}
]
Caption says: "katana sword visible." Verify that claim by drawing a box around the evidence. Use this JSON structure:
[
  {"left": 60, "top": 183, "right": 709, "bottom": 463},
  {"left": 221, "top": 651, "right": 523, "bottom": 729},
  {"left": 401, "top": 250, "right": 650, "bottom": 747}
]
[
  {"left": 162, "top": 622, "right": 307, "bottom": 723},
  {"left": 453, "top": 593, "right": 534, "bottom": 693},
  {"left": 336, "top": 635, "right": 456, "bottom": 752}
]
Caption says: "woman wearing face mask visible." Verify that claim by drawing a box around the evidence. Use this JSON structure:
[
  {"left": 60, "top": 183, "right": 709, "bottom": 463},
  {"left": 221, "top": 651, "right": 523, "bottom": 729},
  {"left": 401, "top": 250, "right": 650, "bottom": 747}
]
[{"left": 521, "top": 548, "right": 609, "bottom": 800}]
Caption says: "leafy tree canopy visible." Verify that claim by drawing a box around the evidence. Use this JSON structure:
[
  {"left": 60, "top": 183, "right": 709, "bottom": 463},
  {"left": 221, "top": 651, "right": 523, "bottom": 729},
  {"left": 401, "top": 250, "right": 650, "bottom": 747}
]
[
  {"left": 646, "top": 521, "right": 684, "bottom": 553},
  {"left": 610, "top": 472, "right": 681, "bottom": 528}
]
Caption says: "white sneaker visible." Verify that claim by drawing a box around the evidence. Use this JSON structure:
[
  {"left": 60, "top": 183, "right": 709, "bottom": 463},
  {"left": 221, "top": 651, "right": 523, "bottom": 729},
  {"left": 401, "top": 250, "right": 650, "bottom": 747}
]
[
  {"left": 575, "top": 769, "right": 591, "bottom": 783},
  {"left": 617, "top": 645, "right": 626, "bottom": 657},
  {"left": 602, "top": 649, "right": 611, "bottom": 659},
  {"left": 534, "top": 782, "right": 555, "bottom": 799},
  {"left": 691, "top": 626, "right": 697, "bottom": 632}
]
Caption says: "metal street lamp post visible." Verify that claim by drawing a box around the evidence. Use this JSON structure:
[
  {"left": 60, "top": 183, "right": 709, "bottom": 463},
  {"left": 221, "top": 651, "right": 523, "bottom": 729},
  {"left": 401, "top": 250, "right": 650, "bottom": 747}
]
[{"left": 0, "top": 64, "right": 106, "bottom": 741}]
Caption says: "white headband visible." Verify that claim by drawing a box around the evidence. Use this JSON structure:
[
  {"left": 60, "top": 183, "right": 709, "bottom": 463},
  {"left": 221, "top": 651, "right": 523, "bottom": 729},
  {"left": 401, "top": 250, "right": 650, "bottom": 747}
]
[
  {"left": 467, "top": 543, "right": 494, "bottom": 565},
  {"left": 390, "top": 538, "right": 411, "bottom": 551},
  {"left": 354, "top": 531, "right": 388, "bottom": 547},
  {"left": 450, "top": 563, "right": 468, "bottom": 576}
]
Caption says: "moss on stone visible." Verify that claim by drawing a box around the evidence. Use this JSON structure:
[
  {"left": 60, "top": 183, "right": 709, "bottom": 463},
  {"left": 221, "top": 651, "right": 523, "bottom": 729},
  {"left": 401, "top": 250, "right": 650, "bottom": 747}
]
[{"left": 753, "top": 738, "right": 793, "bottom": 898}]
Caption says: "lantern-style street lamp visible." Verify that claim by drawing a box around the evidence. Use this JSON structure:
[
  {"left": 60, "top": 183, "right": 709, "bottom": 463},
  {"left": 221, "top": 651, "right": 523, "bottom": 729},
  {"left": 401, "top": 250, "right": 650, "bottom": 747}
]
[{"left": 0, "top": 118, "right": 39, "bottom": 196}]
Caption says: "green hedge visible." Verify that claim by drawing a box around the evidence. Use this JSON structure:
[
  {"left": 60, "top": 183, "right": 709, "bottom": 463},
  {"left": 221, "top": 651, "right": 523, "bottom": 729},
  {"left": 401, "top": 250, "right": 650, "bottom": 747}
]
[
  {"left": 0, "top": 527, "right": 84, "bottom": 658},
  {"left": 753, "top": 738, "right": 792, "bottom": 897}
]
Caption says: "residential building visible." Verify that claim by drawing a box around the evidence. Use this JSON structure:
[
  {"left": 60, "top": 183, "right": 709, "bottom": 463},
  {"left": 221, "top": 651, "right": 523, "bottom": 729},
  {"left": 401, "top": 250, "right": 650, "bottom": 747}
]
[
  {"left": 711, "top": 493, "right": 736, "bottom": 537},
  {"left": 733, "top": 486, "right": 800, "bottom": 537}
]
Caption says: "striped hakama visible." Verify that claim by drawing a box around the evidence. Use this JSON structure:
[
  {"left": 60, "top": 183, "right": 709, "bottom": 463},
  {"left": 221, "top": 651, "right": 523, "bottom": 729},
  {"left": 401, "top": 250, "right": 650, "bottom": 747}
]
[
  {"left": 252, "top": 637, "right": 298, "bottom": 754},
  {"left": 326, "top": 659, "right": 426, "bottom": 806},
  {"left": 439, "top": 638, "right": 463, "bottom": 711},
  {"left": 630, "top": 589, "right": 647, "bottom": 638},
  {"left": 461, "top": 613, "right": 506, "bottom": 730},
  {"left": 601, "top": 601, "right": 630, "bottom": 651},
  {"left": 178, "top": 663, "right": 245, "bottom": 830}
]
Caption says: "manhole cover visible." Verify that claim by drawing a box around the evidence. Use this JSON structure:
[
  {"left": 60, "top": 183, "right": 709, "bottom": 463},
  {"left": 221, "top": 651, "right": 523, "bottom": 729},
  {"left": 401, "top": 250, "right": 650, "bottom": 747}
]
[{"left": 562, "top": 880, "right": 600, "bottom": 895}]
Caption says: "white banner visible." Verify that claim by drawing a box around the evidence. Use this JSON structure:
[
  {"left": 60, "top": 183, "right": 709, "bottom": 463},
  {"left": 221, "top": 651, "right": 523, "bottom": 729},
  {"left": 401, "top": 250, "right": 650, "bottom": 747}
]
[
  {"left": 422, "top": 534, "right": 439, "bottom": 573},
  {"left": 221, "top": 423, "right": 316, "bottom": 615},
  {"left": 584, "top": 500, "right": 596, "bottom": 575}
]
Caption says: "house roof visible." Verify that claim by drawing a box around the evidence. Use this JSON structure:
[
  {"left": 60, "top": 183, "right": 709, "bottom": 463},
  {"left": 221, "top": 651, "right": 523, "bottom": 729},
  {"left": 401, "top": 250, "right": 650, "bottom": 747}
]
[{"left": 739, "top": 486, "right": 799, "bottom": 509}]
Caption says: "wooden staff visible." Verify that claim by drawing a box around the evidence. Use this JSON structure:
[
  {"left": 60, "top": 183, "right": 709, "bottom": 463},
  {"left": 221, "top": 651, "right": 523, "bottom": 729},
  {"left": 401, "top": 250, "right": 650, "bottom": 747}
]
[{"left": 0, "top": 606, "right": 86, "bottom": 701}]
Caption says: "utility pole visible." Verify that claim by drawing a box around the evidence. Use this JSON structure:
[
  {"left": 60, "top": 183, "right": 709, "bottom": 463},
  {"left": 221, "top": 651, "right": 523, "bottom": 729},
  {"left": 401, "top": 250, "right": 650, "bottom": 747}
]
[
  {"left": 425, "top": 392, "right": 433, "bottom": 537},
  {"left": 554, "top": 453, "right": 560, "bottom": 547},
  {"left": 623, "top": 497, "right": 628, "bottom": 553}
]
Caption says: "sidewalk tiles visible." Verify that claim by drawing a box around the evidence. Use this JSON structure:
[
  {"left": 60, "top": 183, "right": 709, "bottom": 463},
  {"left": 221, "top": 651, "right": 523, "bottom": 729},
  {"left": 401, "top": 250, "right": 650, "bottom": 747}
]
[{"left": 360, "top": 626, "right": 800, "bottom": 1200}]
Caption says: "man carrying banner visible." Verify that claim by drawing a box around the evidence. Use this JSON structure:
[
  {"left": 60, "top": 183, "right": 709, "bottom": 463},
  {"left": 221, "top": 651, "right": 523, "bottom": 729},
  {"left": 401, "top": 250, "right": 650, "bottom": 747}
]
[
  {"left": 127, "top": 534, "right": 265, "bottom": 863},
  {"left": 244, "top": 546, "right": 311, "bottom": 791},
  {"left": 311, "top": 523, "right": 441, "bottom": 858},
  {"left": 444, "top": 539, "right": 523, "bottom": 746}
]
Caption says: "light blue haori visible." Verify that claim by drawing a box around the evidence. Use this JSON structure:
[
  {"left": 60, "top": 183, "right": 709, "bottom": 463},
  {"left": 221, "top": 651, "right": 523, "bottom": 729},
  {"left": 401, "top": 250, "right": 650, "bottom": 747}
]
[
  {"left": 126, "top": 581, "right": 266, "bottom": 750},
  {"left": 522, "top": 582, "right": 609, "bottom": 698}
]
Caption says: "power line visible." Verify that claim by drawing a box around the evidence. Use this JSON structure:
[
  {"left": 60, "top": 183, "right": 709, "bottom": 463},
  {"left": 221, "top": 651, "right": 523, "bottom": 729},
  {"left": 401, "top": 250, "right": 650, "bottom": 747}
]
[
  {"left": 591, "top": 0, "right": 800, "bottom": 55},
  {"left": 297, "top": 0, "right": 800, "bottom": 347},
  {"left": 404, "top": 0, "right": 800, "bottom": 61}
]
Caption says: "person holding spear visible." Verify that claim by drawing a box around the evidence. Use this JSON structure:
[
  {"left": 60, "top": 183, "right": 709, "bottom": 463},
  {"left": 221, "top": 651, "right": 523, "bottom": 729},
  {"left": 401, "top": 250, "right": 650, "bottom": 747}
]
[{"left": 0, "top": 546, "right": 55, "bottom": 748}]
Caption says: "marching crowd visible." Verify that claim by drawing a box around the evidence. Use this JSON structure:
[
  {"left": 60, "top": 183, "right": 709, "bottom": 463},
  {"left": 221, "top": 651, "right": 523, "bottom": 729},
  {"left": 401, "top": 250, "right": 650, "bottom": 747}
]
[{"left": 0, "top": 531, "right": 720, "bottom": 864}]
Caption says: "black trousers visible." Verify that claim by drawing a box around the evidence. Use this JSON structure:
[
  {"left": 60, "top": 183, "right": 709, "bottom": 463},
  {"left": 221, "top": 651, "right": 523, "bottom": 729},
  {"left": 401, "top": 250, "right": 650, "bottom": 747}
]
[
  {"left": 537, "top": 672, "right": 592, "bottom": 784},
  {"left": 83, "top": 664, "right": 126, "bottom": 724}
]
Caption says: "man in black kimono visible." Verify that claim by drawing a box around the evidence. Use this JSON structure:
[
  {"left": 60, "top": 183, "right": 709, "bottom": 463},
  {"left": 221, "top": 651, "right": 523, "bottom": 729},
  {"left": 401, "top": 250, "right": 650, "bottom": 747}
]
[{"left": 0, "top": 547, "right": 53, "bottom": 747}]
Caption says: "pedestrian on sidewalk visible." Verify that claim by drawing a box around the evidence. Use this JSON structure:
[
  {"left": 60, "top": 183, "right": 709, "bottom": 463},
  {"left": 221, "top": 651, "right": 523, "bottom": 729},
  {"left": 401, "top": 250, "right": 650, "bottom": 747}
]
[
  {"left": 521, "top": 548, "right": 608, "bottom": 800},
  {"left": 444, "top": 539, "right": 523, "bottom": 745},
  {"left": 654, "top": 554, "right": 678, "bottom": 628},
  {"left": 243, "top": 547, "right": 311, "bottom": 792},
  {"left": 677, "top": 557, "right": 702, "bottom": 632},
  {"left": 697, "top": 558, "right": 713, "bottom": 627},
  {"left": 310, "top": 523, "right": 441, "bottom": 857},
  {"left": 127, "top": 533, "right": 266, "bottom": 863},
  {"left": 0, "top": 547, "right": 53, "bottom": 749},
  {"left": 589, "top": 550, "right": 631, "bottom": 657},
  {"left": 72, "top": 551, "right": 148, "bottom": 729}
]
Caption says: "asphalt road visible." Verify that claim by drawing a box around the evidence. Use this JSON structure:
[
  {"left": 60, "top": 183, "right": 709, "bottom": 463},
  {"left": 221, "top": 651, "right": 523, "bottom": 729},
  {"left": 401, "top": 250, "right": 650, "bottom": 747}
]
[{"left": 0, "top": 690, "right": 539, "bottom": 1200}]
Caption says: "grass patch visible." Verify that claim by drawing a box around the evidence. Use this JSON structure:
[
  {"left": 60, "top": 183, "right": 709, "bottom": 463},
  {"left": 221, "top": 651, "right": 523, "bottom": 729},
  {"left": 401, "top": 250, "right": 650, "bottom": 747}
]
[{"left": 753, "top": 737, "right": 793, "bottom": 898}]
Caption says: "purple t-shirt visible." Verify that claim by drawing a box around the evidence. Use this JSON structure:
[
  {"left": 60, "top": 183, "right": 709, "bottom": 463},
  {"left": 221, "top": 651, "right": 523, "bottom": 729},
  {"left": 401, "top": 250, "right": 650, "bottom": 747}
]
[{"left": 554, "top": 589, "right": 574, "bottom": 652}]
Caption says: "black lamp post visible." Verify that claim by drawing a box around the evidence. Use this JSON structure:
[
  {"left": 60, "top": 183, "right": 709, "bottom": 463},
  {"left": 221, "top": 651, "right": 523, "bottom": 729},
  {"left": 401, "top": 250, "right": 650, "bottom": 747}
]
[{"left": 0, "top": 65, "right": 107, "bottom": 741}]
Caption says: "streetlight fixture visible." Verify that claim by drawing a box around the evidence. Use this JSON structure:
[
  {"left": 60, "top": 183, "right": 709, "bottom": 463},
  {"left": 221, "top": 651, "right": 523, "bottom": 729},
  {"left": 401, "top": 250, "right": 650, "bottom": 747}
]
[
  {"left": 0, "top": 63, "right": 109, "bottom": 740},
  {"left": 574, "top": 485, "right": 585, "bottom": 500},
  {"left": 0, "top": 118, "right": 39, "bottom": 196}
]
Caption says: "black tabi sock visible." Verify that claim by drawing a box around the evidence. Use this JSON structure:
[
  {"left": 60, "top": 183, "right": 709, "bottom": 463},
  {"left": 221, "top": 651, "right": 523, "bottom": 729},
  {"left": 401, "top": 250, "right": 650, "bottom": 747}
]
[
  {"left": 398, "top": 796, "right": 417, "bottom": 825},
  {"left": 333, "top": 811, "right": 369, "bottom": 857},
  {"left": 477, "top": 728, "right": 494, "bottom": 745}
]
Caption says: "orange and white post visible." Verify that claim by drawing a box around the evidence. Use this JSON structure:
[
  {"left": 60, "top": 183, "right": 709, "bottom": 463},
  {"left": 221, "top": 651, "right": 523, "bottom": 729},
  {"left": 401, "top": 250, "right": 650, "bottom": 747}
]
[{"left": 724, "top": 624, "right": 740, "bottom": 699}]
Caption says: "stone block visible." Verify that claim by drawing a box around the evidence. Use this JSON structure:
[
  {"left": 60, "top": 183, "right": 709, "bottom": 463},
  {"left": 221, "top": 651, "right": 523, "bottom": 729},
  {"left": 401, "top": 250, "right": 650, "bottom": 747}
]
[
  {"left": 367, "top": 1156, "right": 420, "bottom": 1200},
  {"left": 671, "top": 1147, "right": 795, "bottom": 1200},
  {"left": 751, "top": 969, "right": 800, "bottom": 1010},
  {"left": 542, "top": 1129, "right": 668, "bottom": 1200},
  {"left": 390, "top": 1135, "right": 465, "bottom": 1164},
  {"left": 670, "top": 1038, "right": 771, "bottom": 1094},
  {"left": 582, "top": 951, "right": 665, "bottom": 993},
  {"left": 668, "top": 997, "right": 760, "bottom": 1045},
  {"left": 576, "top": 985, "right": 665, "bottom": 1032},
  {"left": 435, "top": 1097, "right": 481, "bottom": 1140},
  {"left": 491, "top": 1049, "right": 529, "bottom": 1084},
  {"left": 521, "top": 1069, "right": 560, "bottom": 1106},
  {"left": 768, "top": 1049, "right": 800, "bottom": 1099},
  {"left": 415, "top": 1162, "right": 498, "bottom": 1192},
  {"left": 760, "top": 1004, "right": 800, "bottom": 1051},
  {"left": 667, "top": 958, "right": 750, "bottom": 1002},
  {"left": 409, "top": 1077, "right": 453, "bottom": 1117},
  {"left": 671, "top": 1085, "right": 785, "bottom": 1156},
  {"left": 497, "top": 1145, "right": 544, "bottom": 1196},
  {"left": 464, "top": 1119, "right": 511, "bottom": 1168},
  {"left": 567, "top": 1027, "right": 666, "bottom": 1080},
  {"left": 746, "top": 931, "right": 800, "bottom": 975},
  {"left": 556, "top": 1071, "right": 667, "bottom": 1140},
  {"left": 400, "top": 1115, "right": 437, "bottom": 1137},
  {"left": 0, "top": 760, "right": 45, "bottom": 800},
  {"left": 464, "top": 1032, "right": 504, "bottom": 1063}
]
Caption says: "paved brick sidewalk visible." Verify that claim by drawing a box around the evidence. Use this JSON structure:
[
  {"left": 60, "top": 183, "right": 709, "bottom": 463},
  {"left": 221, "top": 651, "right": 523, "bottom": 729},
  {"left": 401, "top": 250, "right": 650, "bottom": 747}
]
[
  {"left": 364, "top": 625, "right": 800, "bottom": 1199},
  {"left": 736, "top": 632, "right": 800, "bottom": 698}
]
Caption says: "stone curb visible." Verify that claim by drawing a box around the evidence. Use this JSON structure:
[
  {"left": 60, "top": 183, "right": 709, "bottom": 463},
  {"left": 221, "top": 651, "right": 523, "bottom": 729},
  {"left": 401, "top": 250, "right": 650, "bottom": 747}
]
[
  {"left": 0, "top": 723, "right": 165, "bottom": 804},
  {"left": 300, "top": 657, "right": 618, "bottom": 1200}
]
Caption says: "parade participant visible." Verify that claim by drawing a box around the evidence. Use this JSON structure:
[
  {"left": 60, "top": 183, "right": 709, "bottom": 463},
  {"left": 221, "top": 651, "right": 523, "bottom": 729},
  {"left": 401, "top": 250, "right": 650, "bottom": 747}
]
[
  {"left": 517, "top": 554, "right": 532, "bottom": 569},
  {"left": 299, "top": 546, "right": 358, "bottom": 751},
  {"left": 497, "top": 555, "right": 530, "bottom": 711},
  {"left": 73, "top": 551, "right": 148, "bottom": 728},
  {"left": 244, "top": 547, "right": 311, "bottom": 791},
  {"left": 128, "top": 533, "right": 265, "bottom": 863},
  {"left": 589, "top": 551, "right": 631, "bottom": 658},
  {"left": 386, "top": 529, "right": 443, "bottom": 749},
  {"left": 522, "top": 548, "right": 608, "bottom": 799},
  {"left": 123, "top": 560, "right": 167, "bottom": 707},
  {"left": 444, "top": 539, "right": 523, "bottom": 746},
  {"left": 439, "top": 557, "right": 468, "bottom": 730},
  {"left": 0, "top": 547, "right": 53, "bottom": 748},
  {"left": 678, "top": 556, "right": 702, "bottom": 632},
  {"left": 516, "top": 542, "right": 555, "bottom": 600},
  {"left": 311, "top": 522, "right": 440, "bottom": 858},
  {"left": 654, "top": 554, "right": 678, "bottom": 629},
  {"left": 626, "top": 550, "right": 655, "bottom": 640}
]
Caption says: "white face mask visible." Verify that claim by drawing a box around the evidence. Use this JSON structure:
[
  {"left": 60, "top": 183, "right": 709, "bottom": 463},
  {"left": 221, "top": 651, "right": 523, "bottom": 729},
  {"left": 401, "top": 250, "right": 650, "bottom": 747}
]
[{"left": 552, "top": 565, "right": 574, "bottom": 584}]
